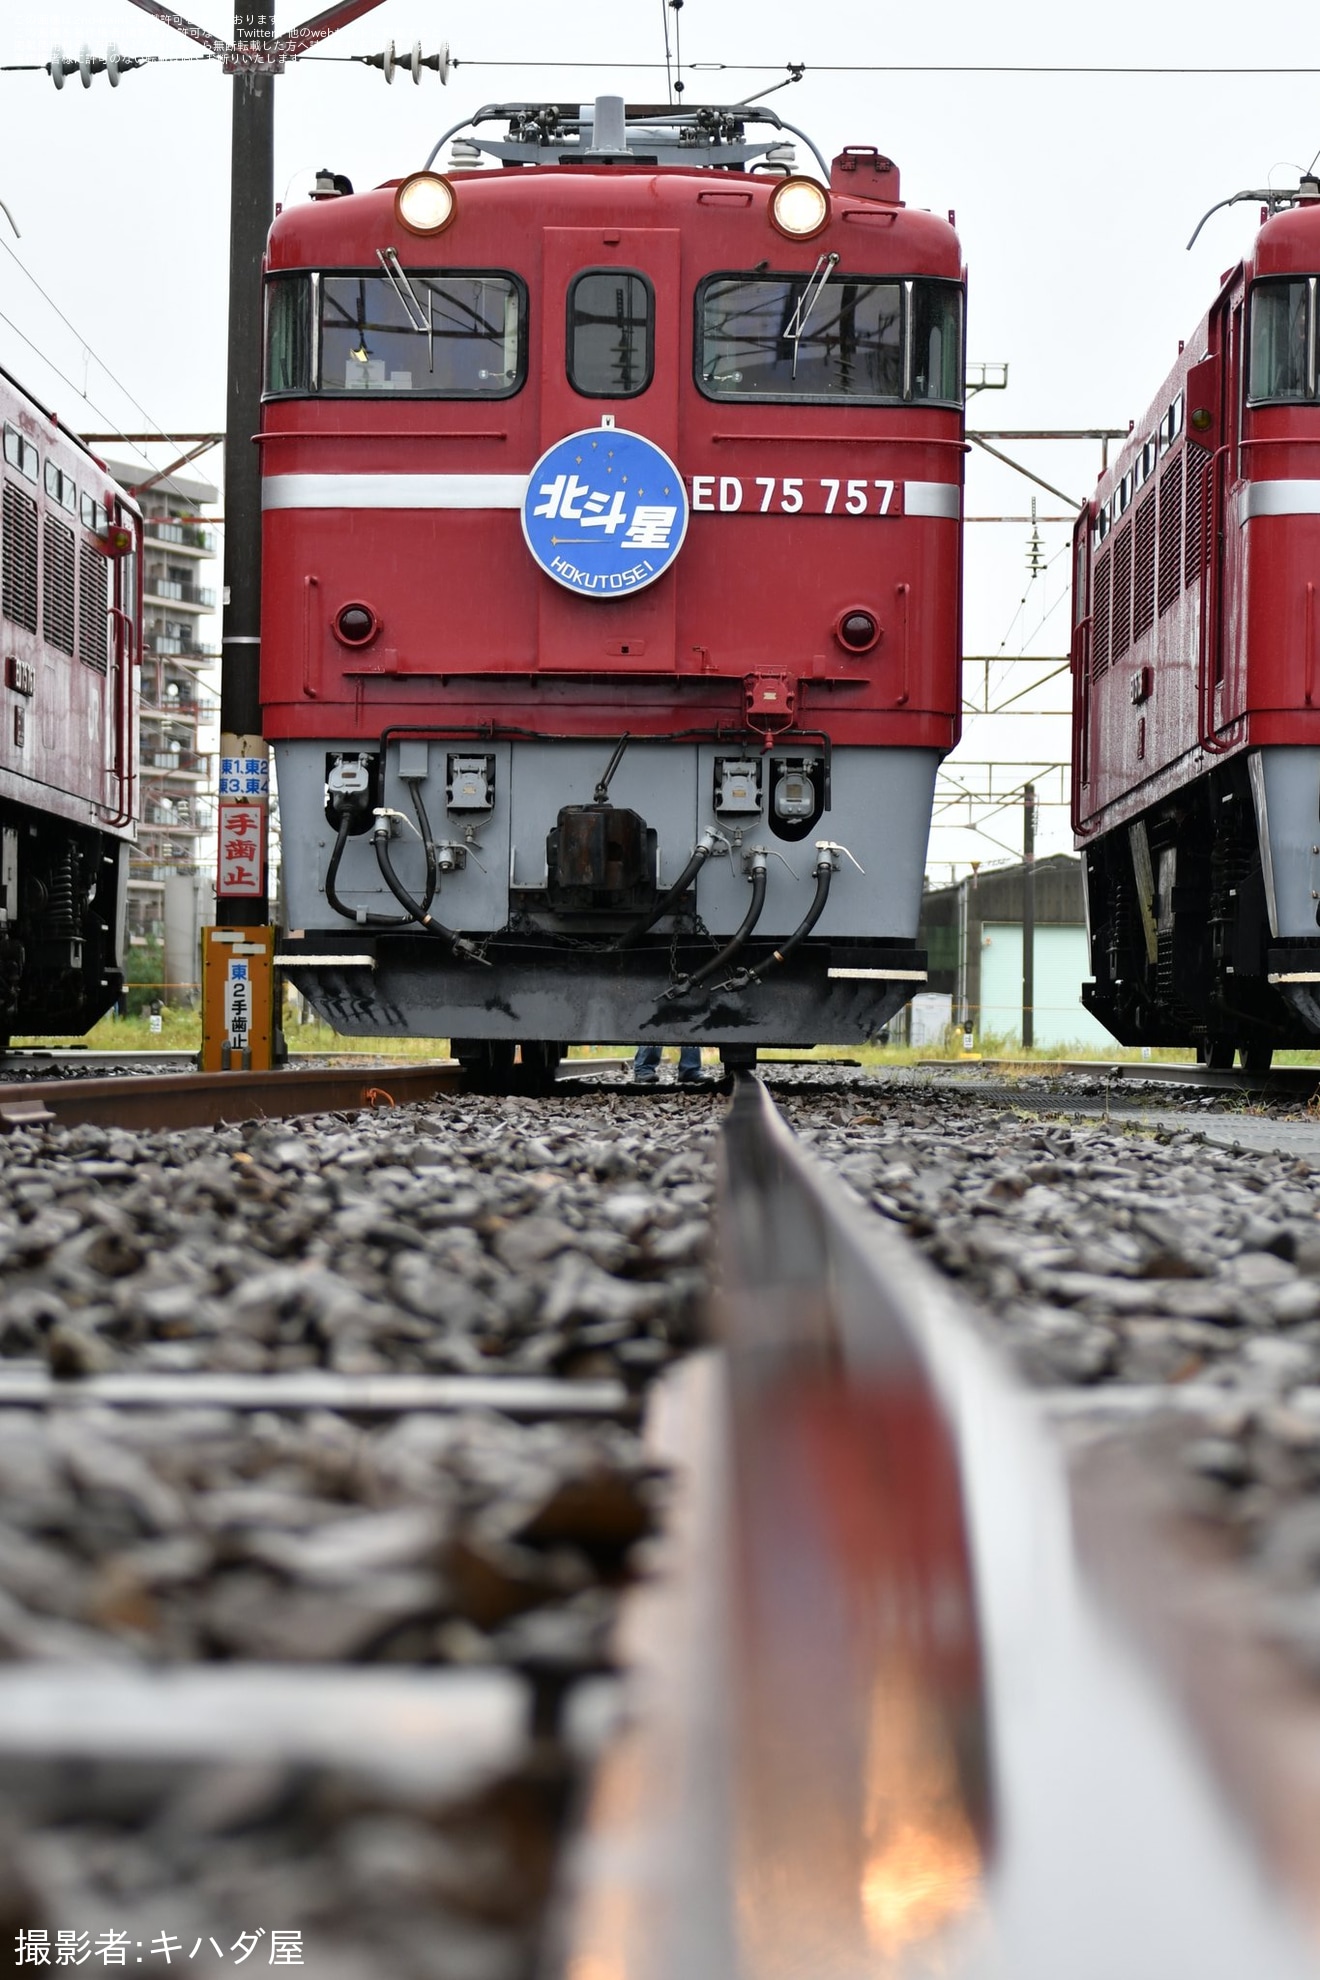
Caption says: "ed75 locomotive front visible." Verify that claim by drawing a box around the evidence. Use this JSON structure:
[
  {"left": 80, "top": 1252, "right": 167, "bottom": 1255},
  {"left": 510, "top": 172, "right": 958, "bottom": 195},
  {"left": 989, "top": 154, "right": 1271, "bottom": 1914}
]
[{"left": 262, "top": 100, "right": 964, "bottom": 1073}]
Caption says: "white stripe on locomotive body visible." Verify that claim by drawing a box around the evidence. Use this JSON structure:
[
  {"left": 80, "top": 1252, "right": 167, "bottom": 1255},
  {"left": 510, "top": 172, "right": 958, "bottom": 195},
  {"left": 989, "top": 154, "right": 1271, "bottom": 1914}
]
[
  {"left": 262, "top": 473, "right": 961, "bottom": 517},
  {"left": 1239, "top": 479, "right": 1320, "bottom": 521},
  {"left": 263, "top": 473, "right": 528, "bottom": 510},
  {"left": 903, "top": 481, "right": 961, "bottom": 519}
]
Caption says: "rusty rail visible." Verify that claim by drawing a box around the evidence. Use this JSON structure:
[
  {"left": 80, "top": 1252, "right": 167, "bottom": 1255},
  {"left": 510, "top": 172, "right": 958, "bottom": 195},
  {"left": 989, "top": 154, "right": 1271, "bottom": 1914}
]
[{"left": 0, "top": 1061, "right": 464, "bottom": 1132}]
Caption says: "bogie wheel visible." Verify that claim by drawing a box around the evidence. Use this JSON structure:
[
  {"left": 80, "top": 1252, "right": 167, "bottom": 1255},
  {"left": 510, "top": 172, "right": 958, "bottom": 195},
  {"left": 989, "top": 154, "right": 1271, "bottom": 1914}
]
[
  {"left": 1240, "top": 1044, "right": 1274, "bottom": 1075},
  {"left": 516, "top": 1042, "right": 564, "bottom": 1095},
  {"left": 718, "top": 1046, "right": 758, "bottom": 1091},
  {"left": 452, "top": 1039, "right": 517, "bottom": 1094},
  {"left": 1202, "top": 1038, "right": 1236, "bottom": 1070}
]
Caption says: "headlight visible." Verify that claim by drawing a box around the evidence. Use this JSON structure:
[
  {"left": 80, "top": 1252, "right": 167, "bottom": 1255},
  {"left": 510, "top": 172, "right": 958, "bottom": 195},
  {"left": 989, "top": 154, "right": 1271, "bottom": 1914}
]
[
  {"left": 395, "top": 172, "right": 456, "bottom": 236},
  {"left": 770, "top": 176, "right": 829, "bottom": 239}
]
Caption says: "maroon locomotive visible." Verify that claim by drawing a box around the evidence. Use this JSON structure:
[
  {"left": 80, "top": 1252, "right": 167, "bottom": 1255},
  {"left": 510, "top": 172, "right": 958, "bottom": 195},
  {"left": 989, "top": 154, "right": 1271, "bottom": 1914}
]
[
  {"left": 261, "top": 99, "right": 965, "bottom": 1081},
  {"left": 1074, "top": 177, "right": 1320, "bottom": 1070},
  {"left": 0, "top": 364, "right": 139, "bottom": 1051}
]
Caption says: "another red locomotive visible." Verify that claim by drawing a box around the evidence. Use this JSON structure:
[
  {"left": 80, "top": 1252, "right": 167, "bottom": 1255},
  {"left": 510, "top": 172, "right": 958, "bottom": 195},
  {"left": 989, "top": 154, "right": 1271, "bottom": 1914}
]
[
  {"left": 0, "top": 365, "right": 139, "bottom": 1051},
  {"left": 1074, "top": 178, "right": 1320, "bottom": 1070},
  {"left": 263, "top": 100, "right": 964, "bottom": 1078}
]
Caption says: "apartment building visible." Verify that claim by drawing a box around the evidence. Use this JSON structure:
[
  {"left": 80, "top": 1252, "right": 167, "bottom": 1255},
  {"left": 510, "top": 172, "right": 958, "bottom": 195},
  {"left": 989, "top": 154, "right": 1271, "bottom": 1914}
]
[{"left": 106, "top": 461, "right": 220, "bottom": 1001}]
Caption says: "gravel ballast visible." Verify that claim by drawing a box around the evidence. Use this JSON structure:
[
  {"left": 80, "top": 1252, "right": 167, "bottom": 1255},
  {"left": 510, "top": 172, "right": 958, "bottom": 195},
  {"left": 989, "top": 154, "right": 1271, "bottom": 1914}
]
[{"left": 0, "top": 1089, "right": 720, "bottom": 1980}]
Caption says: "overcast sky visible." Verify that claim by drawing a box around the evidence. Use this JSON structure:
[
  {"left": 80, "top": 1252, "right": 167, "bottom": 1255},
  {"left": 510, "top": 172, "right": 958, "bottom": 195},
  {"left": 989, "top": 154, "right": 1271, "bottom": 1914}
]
[{"left": 0, "top": 1, "right": 1308, "bottom": 873}]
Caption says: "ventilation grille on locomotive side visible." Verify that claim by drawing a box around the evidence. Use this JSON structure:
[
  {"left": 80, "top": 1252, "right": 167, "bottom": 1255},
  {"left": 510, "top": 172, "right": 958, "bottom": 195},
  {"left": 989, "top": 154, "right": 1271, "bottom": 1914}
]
[
  {"left": 1132, "top": 491, "right": 1157, "bottom": 642},
  {"left": 42, "top": 514, "right": 75, "bottom": 656},
  {"left": 1184, "top": 444, "right": 1211, "bottom": 587},
  {"left": 1111, "top": 521, "right": 1133, "bottom": 662},
  {"left": 2, "top": 482, "right": 38, "bottom": 633},
  {"left": 1157, "top": 455, "right": 1182, "bottom": 616},
  {"left": 1092, "top": 550, "right": 1111, "bottom": 676},
  {"left": 77, "top": 543, "right": 108, "bottom": 672}
]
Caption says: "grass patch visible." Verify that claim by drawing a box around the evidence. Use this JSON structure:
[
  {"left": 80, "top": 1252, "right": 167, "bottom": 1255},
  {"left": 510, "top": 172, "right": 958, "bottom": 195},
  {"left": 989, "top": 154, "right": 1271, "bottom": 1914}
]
[{"left": 14, "top": 1013, "right": 1320, "bottom": 1073}]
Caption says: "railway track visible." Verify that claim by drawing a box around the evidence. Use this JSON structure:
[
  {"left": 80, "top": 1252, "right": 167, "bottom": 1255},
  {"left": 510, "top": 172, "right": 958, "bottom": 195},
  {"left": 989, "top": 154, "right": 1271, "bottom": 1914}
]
[
  {"left": 5, "top": 1070, "right": 1320, "bottom": 1973},
  {"left": 0, "top": 1061, "right": 464, "bottom": 1131},
  {"left": 919, "top": 1055, "right": 1320, "bottom": 1098},
  {"left": 556, "top": 1079, "right": 1320, "bottom": 1978}
]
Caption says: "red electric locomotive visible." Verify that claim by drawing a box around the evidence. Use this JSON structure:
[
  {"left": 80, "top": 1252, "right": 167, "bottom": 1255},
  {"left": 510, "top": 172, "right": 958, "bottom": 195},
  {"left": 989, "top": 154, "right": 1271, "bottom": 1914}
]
[
  {"left": 0, "top": 364, "right": 139, "bottom": 1052},
  {"left": 263, "top": 100, "right": 964, "bottom": 1079},
  {"left": 1074, "top": 176, "right": 1320, "bottom": 1070}
]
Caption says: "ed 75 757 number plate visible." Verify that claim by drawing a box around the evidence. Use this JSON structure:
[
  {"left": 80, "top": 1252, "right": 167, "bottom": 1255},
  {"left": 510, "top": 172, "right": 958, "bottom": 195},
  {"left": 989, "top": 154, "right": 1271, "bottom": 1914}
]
[{"left": 688, "top": 474, "right": 905, "bottom": 517}]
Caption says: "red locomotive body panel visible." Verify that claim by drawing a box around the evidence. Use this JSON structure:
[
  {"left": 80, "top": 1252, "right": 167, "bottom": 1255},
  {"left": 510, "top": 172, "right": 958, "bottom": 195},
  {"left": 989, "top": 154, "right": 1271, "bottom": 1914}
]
[
  {"left": 0, "top": 362, "right": 140, "bottom": 1043},
  {"left": 260, "top": 169, "right": 963, "bottom": 751},
  {"left": 0, "top": 372, "right": 139, "bottom": 836},
  {"left": 1073, "top": 189, "right": 1320, "bottom": 1061}
]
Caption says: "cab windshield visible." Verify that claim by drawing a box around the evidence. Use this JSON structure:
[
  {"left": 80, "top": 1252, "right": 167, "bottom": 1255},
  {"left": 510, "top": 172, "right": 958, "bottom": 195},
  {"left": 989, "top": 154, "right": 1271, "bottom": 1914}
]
[
  {"left": 266, "top": 270, "right": 525, "bottom": 397},
  {"left": 696, "top": 274, "right": 962, "bottom": 405}
]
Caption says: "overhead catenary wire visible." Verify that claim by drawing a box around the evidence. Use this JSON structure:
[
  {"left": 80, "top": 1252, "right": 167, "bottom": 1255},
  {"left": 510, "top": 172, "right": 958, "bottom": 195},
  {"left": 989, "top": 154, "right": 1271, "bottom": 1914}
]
[
  {"left": 0, "top": 235, "right": 194, "bottom": 480},
  {"left": 989, "top": 530, "right": 1073, "bottom": 648},
  {"left": 423, "top": 58, "right": 1320, "bottom": 78},
  {"left": 13, "top": 49, "right": 1320, "bottom": 80},
  {"left": 660, "top": 0, "right": 673, "bottom": 105},
  {"left": 0, "top": 302, "right": 176, "bottom": 480},
  {"left": 0, "top": 55, "right": 207, "bottom": 71}
]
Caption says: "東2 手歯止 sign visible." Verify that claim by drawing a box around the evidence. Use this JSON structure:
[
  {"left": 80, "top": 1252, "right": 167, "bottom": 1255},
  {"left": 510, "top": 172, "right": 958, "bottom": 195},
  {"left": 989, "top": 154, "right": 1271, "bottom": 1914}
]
[{"left": 521, "top": 426, "right": 688, "bottom": 597}]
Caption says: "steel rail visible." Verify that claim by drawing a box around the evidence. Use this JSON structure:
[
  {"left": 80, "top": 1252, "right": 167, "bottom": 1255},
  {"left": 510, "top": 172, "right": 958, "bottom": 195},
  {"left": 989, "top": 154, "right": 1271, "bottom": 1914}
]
[
  {"left": 554, "top": 1078, "right": 1320, "bottom": 1979},
  {"left": 0, "top": 1060, "right": 464, "bottom": 1132},
  {"left": 916, "top": 1055, "right": 1320, "bottom": 1096},
  {"left": 0, "top": 1369, "right": 631, "bottom": 1418}
]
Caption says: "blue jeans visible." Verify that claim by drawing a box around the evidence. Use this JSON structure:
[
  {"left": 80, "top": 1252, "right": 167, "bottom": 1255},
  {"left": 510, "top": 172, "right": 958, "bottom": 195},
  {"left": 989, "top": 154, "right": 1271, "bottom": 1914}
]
[{"left": 634, "top": 1044, "right": 702, "bottom": 1074}]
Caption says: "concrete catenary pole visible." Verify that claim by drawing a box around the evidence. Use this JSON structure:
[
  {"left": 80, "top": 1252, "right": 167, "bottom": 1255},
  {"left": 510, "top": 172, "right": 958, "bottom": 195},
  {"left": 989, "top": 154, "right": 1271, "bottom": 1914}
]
[{"left": 217, "top": 0, "right": 274, "bottom": 927}]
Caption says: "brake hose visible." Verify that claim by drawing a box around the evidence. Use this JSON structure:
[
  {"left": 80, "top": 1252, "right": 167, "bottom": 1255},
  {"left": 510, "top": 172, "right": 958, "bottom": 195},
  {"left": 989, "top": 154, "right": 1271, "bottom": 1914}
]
[
  {"left": 728, "top": 850, "right": 834, "bottom": 988},
  {"left": 326, "top": 786, "right": 441, "bottom": 929},
  {"left": 373, "top": 817, "right": 487, "bottom": 961},
  {"left": 662, "top": 849, "right": 768, "bottom": 1000},
  {"left": 408, "top": 777, "right": 440, "bottom": 918},
  {"left": 325, "top": 815, "right": 411, "bottom": 929},
  {"left": 615, "top": 828, "right": 721, "bottom": 950}
]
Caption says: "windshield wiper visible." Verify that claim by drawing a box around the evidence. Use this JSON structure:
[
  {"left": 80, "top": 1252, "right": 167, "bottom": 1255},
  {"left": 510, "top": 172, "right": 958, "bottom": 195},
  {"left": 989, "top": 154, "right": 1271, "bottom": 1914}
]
[
  {"left": 784, "top": 251, "right": 839, "bottom": 378},
  {"left": 376, "top": 248, "right": 434, "bottom": 374}
]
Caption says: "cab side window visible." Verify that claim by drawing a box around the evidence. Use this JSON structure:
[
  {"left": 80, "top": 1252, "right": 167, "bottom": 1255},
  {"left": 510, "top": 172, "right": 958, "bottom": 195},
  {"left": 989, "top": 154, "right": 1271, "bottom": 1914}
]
[
  {"left": 1249, "top": 277, "right": 1316, "bottom": 403},
  {"left": 568, "top": 269, "right": 654, "bottom": 397}
]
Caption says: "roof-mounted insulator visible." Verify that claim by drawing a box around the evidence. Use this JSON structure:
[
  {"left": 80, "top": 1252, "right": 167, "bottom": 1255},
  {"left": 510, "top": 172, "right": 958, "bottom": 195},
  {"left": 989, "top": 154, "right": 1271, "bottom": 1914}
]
[{"left": 586, "top": 95, "right": 629, "bottom": 155}]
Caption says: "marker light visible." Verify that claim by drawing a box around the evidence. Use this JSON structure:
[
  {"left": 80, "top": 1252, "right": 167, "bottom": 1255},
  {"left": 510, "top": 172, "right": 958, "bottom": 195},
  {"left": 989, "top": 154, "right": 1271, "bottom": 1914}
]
[
  {"left": 94, "top": 521, "right": 134, "bottom": 559},
  {"left": 395, "top": 172, "right": 455, "bottom": 236},
  {"left": 836, "top": 609, "right": 879, "bottom": 653},
  {"left": 771, "top": 176, "right": 830, "bottom": 239},
  {"left": 335, "top": 603, "right": 379, "bottom": 646}
]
